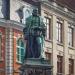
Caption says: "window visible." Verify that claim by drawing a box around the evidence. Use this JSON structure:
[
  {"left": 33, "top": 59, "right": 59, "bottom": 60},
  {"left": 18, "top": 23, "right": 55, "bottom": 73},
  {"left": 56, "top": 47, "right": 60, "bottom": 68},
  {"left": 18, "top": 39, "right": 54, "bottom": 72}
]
[
  {"left": 57, "top": 56, "right": 63, "bottom": 75},
  {"left": 45, "top": 52, "right": 51, "bottom": 61},
  {"left": 56, "top": 20, "right": 63, "bottom": 43},
  {"left": 69, "top": 59, "right": 74, "bottom": 75},
  {"left": 68, "top": 27, "right": 74, "bottom": 47},
  {"left": 44, "top": 16, "right": 51, "bottom": 40},
  {"left": 16, "top": 38, "right": 25, "bottom": 63}
]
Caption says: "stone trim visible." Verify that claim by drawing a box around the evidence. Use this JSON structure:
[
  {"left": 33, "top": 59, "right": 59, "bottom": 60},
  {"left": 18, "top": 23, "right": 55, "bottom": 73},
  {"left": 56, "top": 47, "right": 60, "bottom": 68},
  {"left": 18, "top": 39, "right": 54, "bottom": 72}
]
[
  {"left": 0, "top": 18, "right": 24, "bottom": 31},
  {"left": 5, "top": 28, "right": 14, "bottom": 75}
]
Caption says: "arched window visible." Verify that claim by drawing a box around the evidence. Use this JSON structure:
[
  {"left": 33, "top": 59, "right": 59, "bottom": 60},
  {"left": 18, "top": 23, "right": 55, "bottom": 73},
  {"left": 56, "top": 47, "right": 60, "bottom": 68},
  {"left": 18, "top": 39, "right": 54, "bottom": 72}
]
[{"left": 16, "top": 38, "right": 25, "bottom": 63}]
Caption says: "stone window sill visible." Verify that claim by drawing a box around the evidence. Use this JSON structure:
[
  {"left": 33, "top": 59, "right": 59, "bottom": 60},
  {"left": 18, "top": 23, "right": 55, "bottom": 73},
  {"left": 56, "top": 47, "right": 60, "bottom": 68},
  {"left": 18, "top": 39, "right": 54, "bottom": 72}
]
[
  {"left": 68, "top": 46, "right": 75, "bottom": 50},
  {"left": 57, "top": 42, "right": 63, "bottom": 46},
  {"left": 45, "top": 39, "right": 52, "bottom": 43}
]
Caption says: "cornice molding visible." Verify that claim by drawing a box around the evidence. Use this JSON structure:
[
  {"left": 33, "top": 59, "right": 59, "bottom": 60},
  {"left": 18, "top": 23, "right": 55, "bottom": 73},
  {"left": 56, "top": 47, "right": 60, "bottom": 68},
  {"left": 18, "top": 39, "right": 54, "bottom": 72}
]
[
  {"left": 0, "top": 18, "right": 24, "bottom": 31},
  {"left": 41, "top": 1, "right": 75, "bottom": 22}
]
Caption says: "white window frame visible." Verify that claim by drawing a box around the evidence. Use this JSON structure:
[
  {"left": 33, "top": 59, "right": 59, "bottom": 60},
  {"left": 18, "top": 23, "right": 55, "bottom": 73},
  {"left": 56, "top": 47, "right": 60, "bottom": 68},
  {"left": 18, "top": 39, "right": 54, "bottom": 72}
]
[
  {"left": 56, "top": 19, "right": 63, "bottom": 43},
  {"left": 68, "top": 26, "right": 74, "bottom": 47},
  {"left": 43, "top": 13, "right": 52, "bottom": 40},
  {"left": 16, "top": 38, "right": 25, "bottom": 63}
]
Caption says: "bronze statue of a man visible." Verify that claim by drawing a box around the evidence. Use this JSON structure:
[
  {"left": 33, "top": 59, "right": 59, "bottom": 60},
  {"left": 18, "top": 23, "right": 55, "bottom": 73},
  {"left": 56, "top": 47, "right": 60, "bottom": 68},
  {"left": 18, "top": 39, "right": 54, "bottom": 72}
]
[{"left": 23, "top": 8, "right": 46, "bottom": 58}]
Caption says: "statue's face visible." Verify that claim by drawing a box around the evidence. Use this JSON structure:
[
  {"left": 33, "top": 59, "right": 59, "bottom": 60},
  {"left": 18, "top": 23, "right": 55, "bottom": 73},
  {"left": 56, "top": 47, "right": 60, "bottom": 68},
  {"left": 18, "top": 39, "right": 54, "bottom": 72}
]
[{"left": 32, "top": 9, "right": 38, "bottom": 16}]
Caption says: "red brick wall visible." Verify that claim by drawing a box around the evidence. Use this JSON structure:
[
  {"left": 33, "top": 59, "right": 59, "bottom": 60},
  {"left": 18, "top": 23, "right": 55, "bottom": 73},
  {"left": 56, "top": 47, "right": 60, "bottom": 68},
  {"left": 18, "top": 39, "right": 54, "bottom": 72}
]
[{"left": 0, "top": 26, "right": 6, "bottom": 75}]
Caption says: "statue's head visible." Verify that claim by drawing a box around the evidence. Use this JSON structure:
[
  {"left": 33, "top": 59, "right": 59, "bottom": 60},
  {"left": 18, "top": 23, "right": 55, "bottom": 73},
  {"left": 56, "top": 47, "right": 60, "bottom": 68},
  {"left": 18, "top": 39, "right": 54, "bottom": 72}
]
[{"left": 32, "top": 8, "right": 38, "bottom": 16}]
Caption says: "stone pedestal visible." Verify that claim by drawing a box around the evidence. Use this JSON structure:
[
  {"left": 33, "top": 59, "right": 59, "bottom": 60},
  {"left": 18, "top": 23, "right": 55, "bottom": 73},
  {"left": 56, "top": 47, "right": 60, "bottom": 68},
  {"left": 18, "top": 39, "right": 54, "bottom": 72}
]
[{"left": 19, "top": 58, "right": 52, "bottom": 75}]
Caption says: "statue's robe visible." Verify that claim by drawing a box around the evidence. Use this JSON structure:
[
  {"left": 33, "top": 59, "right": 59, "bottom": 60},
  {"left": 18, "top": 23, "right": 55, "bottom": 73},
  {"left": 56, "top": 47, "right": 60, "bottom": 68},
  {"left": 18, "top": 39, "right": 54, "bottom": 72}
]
[{"left": 23, "top": 15, "right": 46, "bottom": 58}]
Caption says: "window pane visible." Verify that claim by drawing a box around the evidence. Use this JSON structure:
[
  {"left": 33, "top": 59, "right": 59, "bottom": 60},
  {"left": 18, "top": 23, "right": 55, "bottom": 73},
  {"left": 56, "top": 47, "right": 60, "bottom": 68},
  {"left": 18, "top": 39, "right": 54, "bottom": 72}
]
[
  {"left": 44, "top": 18, "right": 46, "bottom": 23},
  {"left": 44, "top": 17, "right": 51, "bottom": 40},
  {"left": 16, "top": 39, "right": 25, "bottom": 63},
  {"left": 57, "top": 56, "right": 63, "bottom": 74},
  {"left": 69, "top": 59, "right": 74, "bottom": 74},
  {"left": 56, "top": 21, "right": 63, "bottom": 43},
  {"left": 47, "top": 19, "right": 49, "bottom": 24},
  {"left": 21, "top": 41, "right": 24, "bottom": 47},
  {"left": 17, "top": 40, "right": 20, "bottom": 46},
  {"left": 68, "top": 27, "right": 73, "bottom": 46},
  {"left": 21, "top": 49, "right": 25, "bottom": 55},
  {"left": 17, "top": 48, "right": 20, "bottom": 54},
  {"left": 17, "top": 55, "right": 20, "bottom": 61},
  {"left": 21, "top": 56, "right": 24, "bottom": 63},
  {"left": 45, "top": 52, "right": 51, "bottom": 61}
]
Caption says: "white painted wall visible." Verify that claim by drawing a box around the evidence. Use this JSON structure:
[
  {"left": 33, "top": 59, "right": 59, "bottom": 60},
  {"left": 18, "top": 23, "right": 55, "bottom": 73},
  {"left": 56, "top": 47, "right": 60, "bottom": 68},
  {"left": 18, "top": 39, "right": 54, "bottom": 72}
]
[
  {"left": 0, "top": 0, "right": 6, "bottom": 18},
  {"left": 10, "top": 0, "right": 34, "bottom": 24}
]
